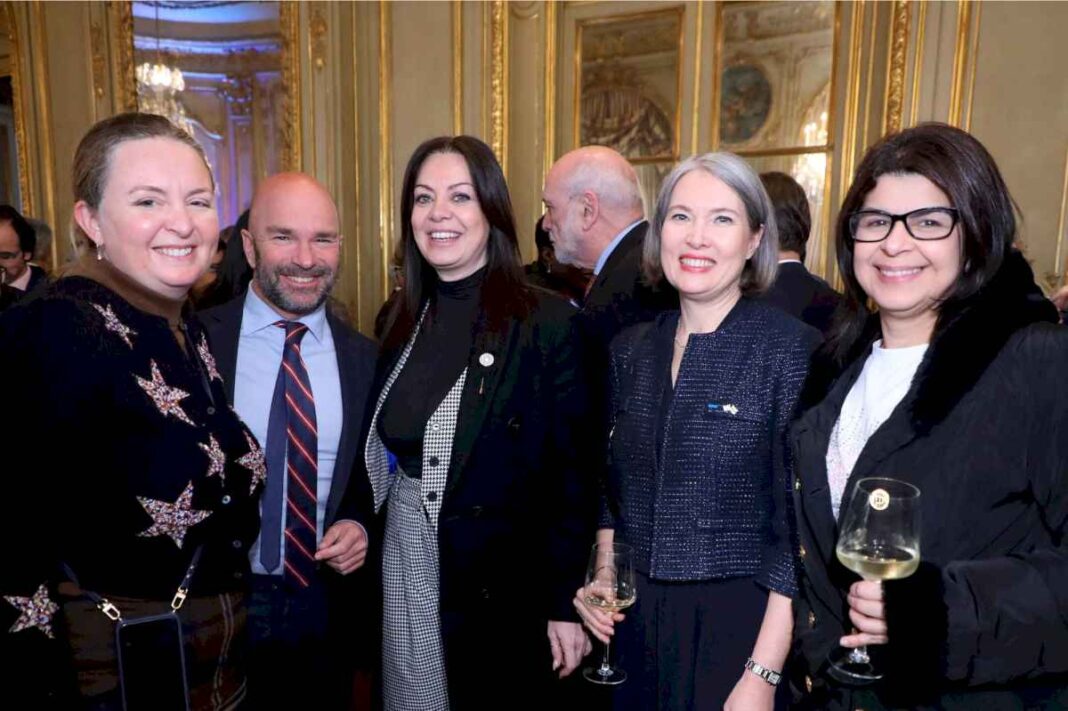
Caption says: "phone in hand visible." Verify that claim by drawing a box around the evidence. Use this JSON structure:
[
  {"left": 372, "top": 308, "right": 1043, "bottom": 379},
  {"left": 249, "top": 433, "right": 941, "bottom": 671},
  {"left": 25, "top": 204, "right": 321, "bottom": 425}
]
[{"left": 115, "top": 611, "right": 190, "bottom": 711}]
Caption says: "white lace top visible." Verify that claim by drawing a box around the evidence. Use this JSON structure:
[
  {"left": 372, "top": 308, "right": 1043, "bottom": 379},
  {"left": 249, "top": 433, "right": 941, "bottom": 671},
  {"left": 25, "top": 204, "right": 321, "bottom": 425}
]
[{"left": 826, "top": 340, "right": 928, "bottom": 518}]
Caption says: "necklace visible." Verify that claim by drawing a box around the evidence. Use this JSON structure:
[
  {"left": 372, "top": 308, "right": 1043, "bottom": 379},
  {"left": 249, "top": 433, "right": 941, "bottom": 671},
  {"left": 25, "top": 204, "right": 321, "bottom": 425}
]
[{"left": 674, "top": 322, "right": 688, "bottom": 349}]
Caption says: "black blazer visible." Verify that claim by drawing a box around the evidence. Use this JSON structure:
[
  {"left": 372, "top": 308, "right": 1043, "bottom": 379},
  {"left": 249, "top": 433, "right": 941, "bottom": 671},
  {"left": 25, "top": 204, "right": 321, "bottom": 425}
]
[
  {"left": 762, "top": 261, "right": 841, "bottom": 337},
  {"left": 198, "top": 291, "right": 378, "bottom": 529},
  {"left": 789, "top": 256, "right": 1068, "bottom": 710},
  {"left": 580, "top": 221, "right": 677, "bottom": 354},
  {"left": 356, "top": 287, "right": 600, "bottom": 707}
]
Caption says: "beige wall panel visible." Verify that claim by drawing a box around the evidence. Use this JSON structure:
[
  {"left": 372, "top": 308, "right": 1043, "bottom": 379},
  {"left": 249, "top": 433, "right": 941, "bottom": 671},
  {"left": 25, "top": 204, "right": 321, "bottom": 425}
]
[
  {"left": 969, "top": 1, "right": 1068, "bottom": 287},
  {"left": 509, "top": 2, "right": 544, "bottom": 260},
  {"left": 42, "top": 2, "right": 97, "bottom": 264},
  {"left": 461, "top": 0, "right": 485, "bottom": 140},
  {"left": 391, "top": 1, "right": 452, "bottom": 195}
]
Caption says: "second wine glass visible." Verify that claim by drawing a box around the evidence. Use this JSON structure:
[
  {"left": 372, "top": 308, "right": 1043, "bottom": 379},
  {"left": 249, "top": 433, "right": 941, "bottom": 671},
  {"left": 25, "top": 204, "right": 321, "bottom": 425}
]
[
  {"left": 828, "top": 476, "right": 921, "bottom": 685},
  {"left": 582, "top": 541, "right": 636, "bottom": 685}
]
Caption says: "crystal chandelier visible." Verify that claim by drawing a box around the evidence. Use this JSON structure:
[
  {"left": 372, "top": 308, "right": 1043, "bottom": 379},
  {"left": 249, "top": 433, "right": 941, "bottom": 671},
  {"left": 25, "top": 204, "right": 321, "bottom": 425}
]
[{"left": 136, "top": 3, "right": 195, "bottom": 136}]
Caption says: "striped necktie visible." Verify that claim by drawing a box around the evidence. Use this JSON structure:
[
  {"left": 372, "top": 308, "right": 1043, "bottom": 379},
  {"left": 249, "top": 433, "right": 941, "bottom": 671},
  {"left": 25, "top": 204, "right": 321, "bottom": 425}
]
[{"left": 275, "top": 320, "right": 318, "bottom": 588}]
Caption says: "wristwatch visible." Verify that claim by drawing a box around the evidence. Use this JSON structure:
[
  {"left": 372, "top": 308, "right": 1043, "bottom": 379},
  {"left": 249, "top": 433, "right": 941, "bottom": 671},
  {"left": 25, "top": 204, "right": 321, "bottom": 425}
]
[{"left": 744, "top": 657, "right": 782, "bottom": 687}]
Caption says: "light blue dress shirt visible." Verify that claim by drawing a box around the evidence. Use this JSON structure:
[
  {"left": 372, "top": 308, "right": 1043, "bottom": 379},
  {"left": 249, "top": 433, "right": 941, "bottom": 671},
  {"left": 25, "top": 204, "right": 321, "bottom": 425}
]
[
  {"left": 234, "top": 287, "right": 343, "bottom": 576},
  {"left": 593, "top": 219, "right": 644, "bottom": 276}
]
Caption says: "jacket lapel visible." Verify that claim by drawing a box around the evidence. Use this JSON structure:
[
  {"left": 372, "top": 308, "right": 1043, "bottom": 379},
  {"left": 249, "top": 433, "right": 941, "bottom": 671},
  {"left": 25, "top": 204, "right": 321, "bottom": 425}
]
[
  {"left": 324, "top": 311, "right": 357, "bottom": 523},
  {"left": 445, "top": 317, "right": 521, "bottom": 493},
  {"left": 205, "top": 294, "right": 245, "bottom": 403}
]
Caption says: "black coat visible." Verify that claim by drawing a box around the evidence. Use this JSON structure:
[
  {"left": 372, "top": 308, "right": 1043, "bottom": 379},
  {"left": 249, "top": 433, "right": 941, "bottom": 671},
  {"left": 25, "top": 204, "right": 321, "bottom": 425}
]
[
  {"left": 354, "top": 287, "right": 600, "bottom": 708},
  {"left": 761, "top": 261, "right": 841, "bottom": 337},
  {"left": 789, "top": 256, "right": 1068, "bottom": 709}
]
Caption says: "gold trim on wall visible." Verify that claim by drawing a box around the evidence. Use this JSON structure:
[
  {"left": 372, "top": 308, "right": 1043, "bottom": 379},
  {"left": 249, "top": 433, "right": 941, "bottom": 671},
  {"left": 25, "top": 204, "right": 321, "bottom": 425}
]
[
  {"left": 882, "top": 0, "right": 910, "bottom": 135},
  {"left": 3, "top": 2, "right": 32, "bottom": 218},
  {"left": 542, "top": 0, "right": 556, "bottom": 184},
  {"left": 28, "top": 1, "right": 56, "bottom": 243},
  {"left": 110, "top": 0, "right": 136, "bottom": 112},
  {"left": 279, "top": 2, "right": 302, "bottom": 172},
  {"left": 947, "top": 0, "right": 971, "bottom": 127},
  {"left": 378, "top": 0, "right": 393, "bottom": 302},
  {"left": 689, "top": 0, "right": 704, "bottom": 156},
  {"left": 709, "top": 0, "right": 725, "bottom": 151},
  {"left": 489, "top": 0, "right": 508, "bottom": 173},
  {"left": 573, "top": 5, "right": 685, "bottom": 161},
  {"left": 860, "top": 2, "right": 877, "bottom": 152},
  {"left": 908, "top": 0, "right": 927, "bottom": 127},
  {"left": 452, "top": 0, "right": 462, "bottom": 135},
  {"left": 962, "top": 0, "right": 981, "bottom": 132},
  {"left": 349, "top": 4, "right": 362, "bottom": 329},
  {"left": 838, "top": 0, "right": 865, "bottom": 200},
  {"left": 815, "top": 1, "right": 845, "bottom": 282}
]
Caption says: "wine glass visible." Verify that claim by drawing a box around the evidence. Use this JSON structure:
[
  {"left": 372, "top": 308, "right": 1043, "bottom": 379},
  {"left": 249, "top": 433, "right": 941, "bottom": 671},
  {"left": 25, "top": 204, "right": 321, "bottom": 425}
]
[
  {"left": 582, "top": 541, "right": 636, "bottom": 685},
  {"left": 828, "top": 476, "right": 921, "bottom": 685}
]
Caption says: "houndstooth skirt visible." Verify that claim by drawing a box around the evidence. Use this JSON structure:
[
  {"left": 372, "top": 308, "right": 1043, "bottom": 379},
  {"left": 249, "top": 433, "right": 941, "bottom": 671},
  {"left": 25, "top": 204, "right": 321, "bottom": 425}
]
[{"left": 382, "top": 469, "right": 450, "bottom": 711}]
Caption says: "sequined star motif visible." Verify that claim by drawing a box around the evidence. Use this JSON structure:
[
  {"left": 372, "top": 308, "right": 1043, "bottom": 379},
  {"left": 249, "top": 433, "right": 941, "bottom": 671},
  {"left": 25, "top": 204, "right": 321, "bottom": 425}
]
[
  {"left": 237, "top": 431, "right": 266, "bottom": 495},
  {"left": 137, "top": 481, "right": 212, "bottom": 548},
  {"left": 5, "top": 584, "right": 60, "bottom": 639},
  {"left": 135, "top": 360, "right": 195, "bottom": 426},
  {"left": 198, "top": 434, "right": 226, "bottom": 482},
  {"left": 91, "top": 302, "right": 137, "bottom": 348},
  {"left": 196, "top": 335, "right": 223, "bottom": 382}
]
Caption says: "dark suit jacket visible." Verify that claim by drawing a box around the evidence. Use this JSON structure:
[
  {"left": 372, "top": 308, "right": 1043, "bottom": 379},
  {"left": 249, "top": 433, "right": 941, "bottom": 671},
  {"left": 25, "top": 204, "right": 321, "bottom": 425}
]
[
  {"left": 762, "top": 261, "right": 841, "bottom": 337},
  {"left": 789, "top": 256, "right": 1068, "bottom": 710},
  {"left": 580, "top": 221, "right": 677, "bottom": 350},
  {"left": 356, "top": 288, "right": 599, "bottom": 707},
  {"left": 198, "top": 291, "right": 378, "bottom": 529},
  {"left": 25, "top": 264, "right": 47, "bottom": 294}
]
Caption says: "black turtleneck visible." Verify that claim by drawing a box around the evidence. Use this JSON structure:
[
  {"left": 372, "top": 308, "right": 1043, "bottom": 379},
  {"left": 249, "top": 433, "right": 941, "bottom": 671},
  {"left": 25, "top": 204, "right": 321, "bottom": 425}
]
[{"left": 377, "top": 267, "right": 485, "bottom": 478}]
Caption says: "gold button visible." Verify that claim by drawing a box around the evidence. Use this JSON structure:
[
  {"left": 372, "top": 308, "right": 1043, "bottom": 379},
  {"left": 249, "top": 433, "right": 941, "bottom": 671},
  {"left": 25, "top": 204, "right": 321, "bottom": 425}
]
[
  {"left": 799, "top": 544, "right": 807, "bottom": 559},
  {"left": 794, "top": 478, "right": 801, "bottom": 491},
  {"left": 805, "top": 675, "right": 813, "bottom": 692},
  {"left": 808, "top": 610, "right": 816, "bottom": 627}
]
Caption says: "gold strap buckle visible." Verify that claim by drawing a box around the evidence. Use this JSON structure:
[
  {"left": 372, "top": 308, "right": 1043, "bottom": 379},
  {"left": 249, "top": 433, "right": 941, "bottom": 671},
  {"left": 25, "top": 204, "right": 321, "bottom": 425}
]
[
  {"left": 97, "top": 599, "right": 121, "bottom": 621},
  {"left": 171, "top": 587, "right": 189, "bottom": 611}
]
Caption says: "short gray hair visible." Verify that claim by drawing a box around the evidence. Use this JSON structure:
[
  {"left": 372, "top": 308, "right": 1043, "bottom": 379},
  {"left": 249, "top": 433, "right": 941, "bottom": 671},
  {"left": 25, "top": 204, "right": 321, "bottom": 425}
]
[{"left": 643, "top": 152, "right": 778, "bottom": 294}]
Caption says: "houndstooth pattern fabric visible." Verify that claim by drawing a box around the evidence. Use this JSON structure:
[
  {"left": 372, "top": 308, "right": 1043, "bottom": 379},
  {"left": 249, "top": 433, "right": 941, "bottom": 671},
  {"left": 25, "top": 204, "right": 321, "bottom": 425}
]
[
  {"left": 382, "top": 470, "right": 449, "bottom": 711},
  {"left": 366, "top": 306, "right": 427, "bottom": 512},
  {"left": 419, "top": 371, "right": 466, "bottom": 525}
]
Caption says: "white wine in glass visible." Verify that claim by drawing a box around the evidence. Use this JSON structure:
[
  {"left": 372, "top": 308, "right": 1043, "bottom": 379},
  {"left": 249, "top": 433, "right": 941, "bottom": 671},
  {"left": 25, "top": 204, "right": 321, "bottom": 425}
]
[
  {"left": 828, "top": 477, "right": 921, "bottom": 686},
  {"left": 582, "top": 541, "right": 636, "bottom": 686}
]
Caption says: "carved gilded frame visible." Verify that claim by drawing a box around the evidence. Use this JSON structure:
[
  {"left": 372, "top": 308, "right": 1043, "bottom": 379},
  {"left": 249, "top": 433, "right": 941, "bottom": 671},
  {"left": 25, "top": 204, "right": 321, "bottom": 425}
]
[{"left": 572, "top": 5, "right": 685, "bottom": 165}]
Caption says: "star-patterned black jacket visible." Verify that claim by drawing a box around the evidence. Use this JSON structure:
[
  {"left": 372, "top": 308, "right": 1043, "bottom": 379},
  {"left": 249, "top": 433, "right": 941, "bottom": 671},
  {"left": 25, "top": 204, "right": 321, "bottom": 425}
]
[{"left": 0, "top": 273, "right": 262, "bottom": 702}]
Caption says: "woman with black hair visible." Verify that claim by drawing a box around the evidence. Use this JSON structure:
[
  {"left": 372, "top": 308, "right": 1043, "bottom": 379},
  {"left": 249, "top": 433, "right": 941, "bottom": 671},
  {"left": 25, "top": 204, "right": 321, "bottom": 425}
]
[
  {"left": 789, "top": 123, "right": 1068, "bottom": 710},
  {"left": 355, "top": 135, "right": 597, "bottom": 710}
]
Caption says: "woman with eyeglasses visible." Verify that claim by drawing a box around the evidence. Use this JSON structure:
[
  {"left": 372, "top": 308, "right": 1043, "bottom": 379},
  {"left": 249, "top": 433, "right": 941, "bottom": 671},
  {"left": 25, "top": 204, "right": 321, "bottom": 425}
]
[{"left": 789, "top": 123, "right": 1068, "bottom": 710}]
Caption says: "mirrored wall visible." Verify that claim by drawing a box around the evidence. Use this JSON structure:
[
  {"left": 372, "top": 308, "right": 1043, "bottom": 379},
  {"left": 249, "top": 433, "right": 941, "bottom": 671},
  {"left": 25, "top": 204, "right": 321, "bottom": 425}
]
[
  {"left": 133, "top": 0, "right": 288, "bottom": 227},
  {"left": 715, "top": 0, "right": 838, "bottom": 266}
]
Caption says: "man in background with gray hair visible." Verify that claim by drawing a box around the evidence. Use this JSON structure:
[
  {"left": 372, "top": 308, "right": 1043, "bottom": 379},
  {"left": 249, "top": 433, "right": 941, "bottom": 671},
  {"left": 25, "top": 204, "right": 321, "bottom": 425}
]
[{"left": 542, "top": 146, "right": 675, "bottom": 354}]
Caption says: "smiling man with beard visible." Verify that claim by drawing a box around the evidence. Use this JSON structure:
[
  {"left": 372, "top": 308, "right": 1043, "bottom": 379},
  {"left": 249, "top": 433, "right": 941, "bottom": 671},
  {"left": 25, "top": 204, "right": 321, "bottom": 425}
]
[{"left": 198, "top": 172, "right": 378, "bottom": 710}]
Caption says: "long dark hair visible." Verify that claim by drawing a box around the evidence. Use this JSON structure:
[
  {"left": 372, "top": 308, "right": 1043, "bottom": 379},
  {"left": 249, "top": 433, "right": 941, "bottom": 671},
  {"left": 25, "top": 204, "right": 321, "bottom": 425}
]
[
  {"left": 383, "top": 135, "right": 530, "bottom": 349},
  {"left": 829, "top": 122, "right": 1017, "bottom": 363}
]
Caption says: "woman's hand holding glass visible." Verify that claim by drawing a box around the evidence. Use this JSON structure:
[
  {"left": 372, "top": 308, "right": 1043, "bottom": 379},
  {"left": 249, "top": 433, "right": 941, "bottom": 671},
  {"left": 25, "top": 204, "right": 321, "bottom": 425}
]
[{"left": 841, "top": 580, "right": 889, "bottom": 648}]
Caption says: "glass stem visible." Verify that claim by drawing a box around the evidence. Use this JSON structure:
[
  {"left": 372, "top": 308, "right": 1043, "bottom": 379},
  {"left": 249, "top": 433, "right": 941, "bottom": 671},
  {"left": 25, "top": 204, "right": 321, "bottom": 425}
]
[{"left": 599, "top": 638, "right": 613, "bottom": 676}]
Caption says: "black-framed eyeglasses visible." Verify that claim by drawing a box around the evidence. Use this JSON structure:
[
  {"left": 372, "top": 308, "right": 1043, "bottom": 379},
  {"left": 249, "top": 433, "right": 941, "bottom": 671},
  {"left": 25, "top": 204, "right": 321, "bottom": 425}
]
[{"left": 848, "top": 207, "right": 959, "bottom": 243}]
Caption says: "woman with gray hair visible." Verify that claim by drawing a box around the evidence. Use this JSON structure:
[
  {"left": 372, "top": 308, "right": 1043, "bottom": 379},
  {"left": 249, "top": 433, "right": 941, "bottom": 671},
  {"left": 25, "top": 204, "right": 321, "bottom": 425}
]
[{"left": 574, "top": 152, "right": 819, "bottom": 710}]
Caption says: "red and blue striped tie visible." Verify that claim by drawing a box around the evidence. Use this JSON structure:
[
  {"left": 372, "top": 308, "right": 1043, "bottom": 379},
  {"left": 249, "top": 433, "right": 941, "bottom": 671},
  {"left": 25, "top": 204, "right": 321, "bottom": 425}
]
[{"left": 276, "top": 320, "right": 318, "bottom": 588}]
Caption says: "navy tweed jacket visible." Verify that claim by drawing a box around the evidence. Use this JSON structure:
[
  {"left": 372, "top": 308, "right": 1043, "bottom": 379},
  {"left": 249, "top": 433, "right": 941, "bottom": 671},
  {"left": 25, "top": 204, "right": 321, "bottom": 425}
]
[{"left": 602, "top": 298, "right": 818, "bottom": 596}]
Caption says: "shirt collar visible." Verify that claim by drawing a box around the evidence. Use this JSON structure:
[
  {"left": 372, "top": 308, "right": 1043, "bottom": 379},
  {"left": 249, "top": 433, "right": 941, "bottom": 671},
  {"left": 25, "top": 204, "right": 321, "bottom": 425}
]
[
  {"left": 8, "top": 265, "right": 31, "bottom": 291},
  {"left": 593, "top": 219, "right": 643, "bottom": 276},
  {"left": 241, "top": 284, "right": 328, "bottom": 344}
]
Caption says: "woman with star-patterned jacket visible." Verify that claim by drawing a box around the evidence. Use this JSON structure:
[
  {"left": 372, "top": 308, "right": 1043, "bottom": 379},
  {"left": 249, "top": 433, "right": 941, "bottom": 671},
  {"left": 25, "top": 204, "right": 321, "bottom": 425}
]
[{"left": 0, "top": 113, "right": 261, "bottom": 710}]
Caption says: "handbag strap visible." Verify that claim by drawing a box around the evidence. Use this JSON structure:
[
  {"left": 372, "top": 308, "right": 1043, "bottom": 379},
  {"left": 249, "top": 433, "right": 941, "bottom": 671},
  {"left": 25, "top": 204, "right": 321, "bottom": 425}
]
[{"left": 60, "top": 544, "right": 205, "bottom": 622}]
